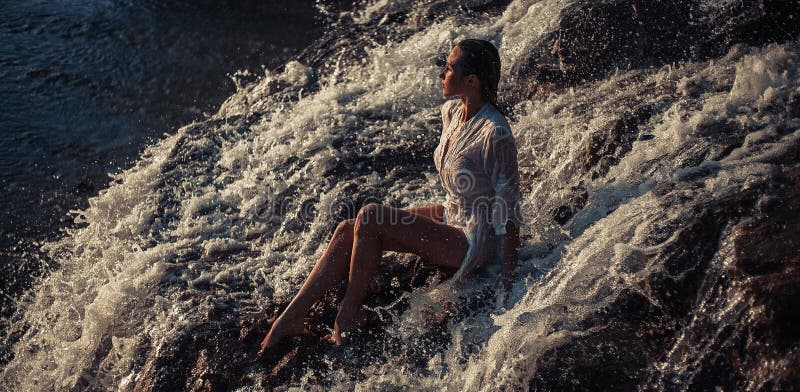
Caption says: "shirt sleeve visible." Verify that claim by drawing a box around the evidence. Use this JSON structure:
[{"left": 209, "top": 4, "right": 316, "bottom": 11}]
[{"left": 482, "top": 126, "right": 523, "bottom": 235}]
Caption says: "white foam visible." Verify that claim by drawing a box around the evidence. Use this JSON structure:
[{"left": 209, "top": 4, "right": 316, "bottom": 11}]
[{"left": 3, "top": 0, "right": 798, "bottom": 389}]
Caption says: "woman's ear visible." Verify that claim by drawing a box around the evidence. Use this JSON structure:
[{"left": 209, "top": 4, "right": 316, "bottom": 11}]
[{"left": 466, "top": 74, "right": 479, "bottom": 87}]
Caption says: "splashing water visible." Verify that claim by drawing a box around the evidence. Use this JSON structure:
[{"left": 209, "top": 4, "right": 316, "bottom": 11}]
[{"left": 2, "top": 0, "right": 798, "bottom": 390}]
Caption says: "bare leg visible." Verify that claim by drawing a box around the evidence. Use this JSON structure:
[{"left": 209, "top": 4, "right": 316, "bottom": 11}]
[
  {"left": 259, "top": 219, "right": 356, "bottom": 352},
  {"left": 331, "top": 203, "right": 468, "bottom": 344}
]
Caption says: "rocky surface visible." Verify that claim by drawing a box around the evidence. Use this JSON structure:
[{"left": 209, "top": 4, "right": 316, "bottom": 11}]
[
  {"left": 3, "top": 1, "right": 799, "bottom": 390},
  {"left": 528, "top": 164, "right": 800, "bottom": 390},
  {"left": 132, "top": 0, "right": 800, "bottom": 389},
  {"left": 506, "top": 0, "right": 800, "bottom": 103}
]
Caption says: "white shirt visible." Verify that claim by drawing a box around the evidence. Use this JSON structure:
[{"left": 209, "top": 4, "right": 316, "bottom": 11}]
[{"left": 434, "top": 99, "right": 523, "bottom": 279}]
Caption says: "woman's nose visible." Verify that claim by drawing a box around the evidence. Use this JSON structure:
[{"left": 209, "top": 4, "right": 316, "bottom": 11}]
[{"left": 438, "top": 70, "right": 445, "bottom": 79}]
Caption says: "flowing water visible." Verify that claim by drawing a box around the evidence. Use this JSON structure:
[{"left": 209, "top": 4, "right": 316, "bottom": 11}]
[
  {"left": 1, "top": 0, "right": 798, "bottom": 390},
  {"left": 0, "top": 0, "right": 326, "bottom": 311}
]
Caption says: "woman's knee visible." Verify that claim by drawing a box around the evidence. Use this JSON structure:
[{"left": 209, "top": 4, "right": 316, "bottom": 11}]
[
  {"left": 357, "top": 203, "right": 383, "bottom": 222},
  {"left": 355, "top": 203, "right": 384, "bottom": 234},
  {"left": 334, "top": 219, "right": 356, "bottom": 238}
]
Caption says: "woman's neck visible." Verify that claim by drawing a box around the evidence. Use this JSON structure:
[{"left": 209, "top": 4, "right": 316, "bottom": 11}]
[{"left": 459, "top": 96, "right": 487, "bottom": 124}]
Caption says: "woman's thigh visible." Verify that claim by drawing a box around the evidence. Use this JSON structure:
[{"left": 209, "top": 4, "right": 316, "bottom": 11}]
[
  {"left": 360, "top": 204, "right": 468, "bottom": 269},
  {"left": 402, "top": 204, "right": 445, "bottom": 224}
]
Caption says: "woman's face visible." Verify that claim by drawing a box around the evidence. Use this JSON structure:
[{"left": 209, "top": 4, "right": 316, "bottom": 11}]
[{"left": 439, "top": 46, "right": 468, "bottom": 97}]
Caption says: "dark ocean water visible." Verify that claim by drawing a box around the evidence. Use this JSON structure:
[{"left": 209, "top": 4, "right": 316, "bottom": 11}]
[{"left": 0, "top": 0, "right": 332, "bottom": 307}]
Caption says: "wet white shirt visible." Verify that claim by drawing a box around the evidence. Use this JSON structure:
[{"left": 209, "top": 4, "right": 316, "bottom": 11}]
[{"left": 434, "top": 99, "right": 523, "bottom": 279}]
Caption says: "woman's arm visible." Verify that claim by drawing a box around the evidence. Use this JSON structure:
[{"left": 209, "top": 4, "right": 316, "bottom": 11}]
[{"left": 502, "top": 220, "right": 519, "bottom": 298}]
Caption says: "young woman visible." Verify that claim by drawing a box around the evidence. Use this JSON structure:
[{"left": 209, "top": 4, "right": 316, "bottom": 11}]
[{"left": 259, "top": 39, "right": 522, "bottom": 350}]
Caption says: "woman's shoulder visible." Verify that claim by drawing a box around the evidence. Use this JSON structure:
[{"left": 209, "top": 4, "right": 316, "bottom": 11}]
[
  {"left": 478, "top": 106, "right": 513, "bottom": 141},
  {"left": 484, "top": 105, "right": 511, "bottom": 129}
]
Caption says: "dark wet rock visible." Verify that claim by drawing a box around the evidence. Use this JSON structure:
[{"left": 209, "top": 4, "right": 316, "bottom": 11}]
[
  {"left": 329, "top": 128, "right": 438, "bottom": 179},
  {"left": 579, "top": 105, "right": 652, "bottom": 180},
  {"left": 296, "top": 0, "right": 511, "bottom": 73},
  {"left": 505, "top": 0, "right": 800, "bottom": 104},
  {"left": 135, "top": 331, "right": 202, "bottom": 392},
  {"left": 788, "top": 92, "right": 800, "bottom": 119},
  {"left": 697, "top": 120, "right": 749, "bottom": 162},
  {"left": 529, "top": 289, "right": 675, "bottom": 391},
  {"left": 509, "top": 1, "right": 701, "bottom": 102},
  {"left": 550, "top": 185, "right": 588, "bottom": 225},
  {"left": 549, "top": 103, "right": 653, "bottom": 226},
  {"left": 529, "top": 160, "right": 800, "bottom": 390},
  {"left": 188, "top": 350, "right": 229, "bottom": 392},
  {"left": 735, "top": 194, "right": 800, "bottom": 275},
  {"left": 702, "top": 0, "right": 800, "bottom": 55},
  {"left": 734, "top": 166, "right": 800, "bottom": 347},
  {"left": 531, "top": 188, "right": 754, "bottom": 389},
  {"left": 649, "top": 191, "right": 758, "bottom": 316}
]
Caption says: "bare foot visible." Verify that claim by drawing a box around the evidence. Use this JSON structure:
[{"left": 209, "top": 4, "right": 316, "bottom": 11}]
[
  {"left": 257, "top": 314, "right": 310, "bottom": 356},
  {"left": 320, "top": 331, "right": 343, "bottom": 345},
  {"left": 326, "top": 308, "right": 371, "bottom": 346}
]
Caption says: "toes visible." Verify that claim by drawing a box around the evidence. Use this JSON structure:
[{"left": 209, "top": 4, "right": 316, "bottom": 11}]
[
  {"left": 320, "top": 333, "right": 335, "bottom": 344},
  {"left": 320, "top": 332, "right": 346, "bottom": 345}
]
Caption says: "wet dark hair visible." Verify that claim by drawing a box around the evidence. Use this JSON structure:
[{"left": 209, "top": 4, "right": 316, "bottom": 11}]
[{"left": 455, "top": 39, "right": 501, "bottom": 107}]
